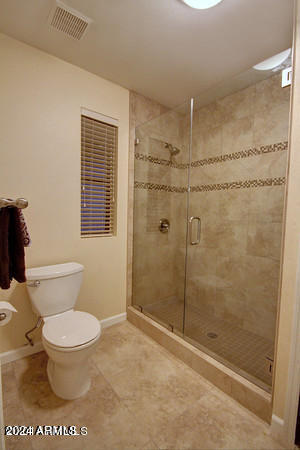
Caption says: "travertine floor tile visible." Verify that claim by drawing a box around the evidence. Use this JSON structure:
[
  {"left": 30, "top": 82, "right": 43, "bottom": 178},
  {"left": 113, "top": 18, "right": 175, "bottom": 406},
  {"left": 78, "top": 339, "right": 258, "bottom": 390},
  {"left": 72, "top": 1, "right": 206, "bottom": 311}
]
[
  {"left": 91, "top": 321, "right": 165, "bottom": 379},
  {"left": 195, "top": 393, "right": 283, "bottom": 449},
  {"left": 1, "top": 363, "right": 18, "bottom": 400},
  {"left": 152, "top": 404, "right": 228, "bottom": 450},
  {"left": 142, "top": 440, "right": 159, "bottom": 449},
  {"left": 2, "top": 320, "right": 284, "bottom": 450},
  {"left": 109, "top": 357, "right": 210, "bottom": 437}
]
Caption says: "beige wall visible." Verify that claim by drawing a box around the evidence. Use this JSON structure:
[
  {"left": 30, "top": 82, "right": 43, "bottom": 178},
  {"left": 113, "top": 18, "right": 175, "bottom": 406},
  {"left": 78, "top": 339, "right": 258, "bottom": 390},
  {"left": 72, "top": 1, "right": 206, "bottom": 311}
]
[
  {"left": 273, "top": 0, "right": 300, "bottom": 419},
  {"left": 0, "top": 33, "right": 129, "bottom": 353}
]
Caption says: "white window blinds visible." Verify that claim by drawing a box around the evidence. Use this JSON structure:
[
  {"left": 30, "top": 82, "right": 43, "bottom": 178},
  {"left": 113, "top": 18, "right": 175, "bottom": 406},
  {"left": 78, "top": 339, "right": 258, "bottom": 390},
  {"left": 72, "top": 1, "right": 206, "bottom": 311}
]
[{"left": 81, "top": 113, "right": 117, "bottom": 236}]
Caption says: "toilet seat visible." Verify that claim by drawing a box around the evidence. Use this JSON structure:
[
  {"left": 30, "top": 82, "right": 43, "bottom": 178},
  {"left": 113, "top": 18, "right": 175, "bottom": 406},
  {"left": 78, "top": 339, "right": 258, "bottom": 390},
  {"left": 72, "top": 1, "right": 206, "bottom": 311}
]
[{"left": 42, "top": 310, "right": 101, "bottom": 349}]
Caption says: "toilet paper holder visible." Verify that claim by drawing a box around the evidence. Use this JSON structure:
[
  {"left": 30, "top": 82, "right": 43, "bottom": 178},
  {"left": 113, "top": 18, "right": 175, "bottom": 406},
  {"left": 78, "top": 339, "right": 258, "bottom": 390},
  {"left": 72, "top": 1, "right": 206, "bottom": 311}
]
[{"left": 0, "top": 301, "right": 17, "bottom": 326}]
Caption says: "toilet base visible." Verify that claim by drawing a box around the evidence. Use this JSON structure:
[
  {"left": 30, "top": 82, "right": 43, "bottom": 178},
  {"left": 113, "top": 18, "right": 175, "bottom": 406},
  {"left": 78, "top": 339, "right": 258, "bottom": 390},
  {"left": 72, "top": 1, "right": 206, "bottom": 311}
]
[
  {"left": 47, "top": 358, "right": 91, "bottom": 400},
  {"left": 43, "top": 332, "right": 100, "bottom": 400}
]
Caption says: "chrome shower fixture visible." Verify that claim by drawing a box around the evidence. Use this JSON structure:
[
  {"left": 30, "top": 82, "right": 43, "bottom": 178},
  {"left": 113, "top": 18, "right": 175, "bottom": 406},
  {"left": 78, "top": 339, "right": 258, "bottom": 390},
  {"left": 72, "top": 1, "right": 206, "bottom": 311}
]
[{"left": 164, "top": 142, "right": 180, "bottom": 159}]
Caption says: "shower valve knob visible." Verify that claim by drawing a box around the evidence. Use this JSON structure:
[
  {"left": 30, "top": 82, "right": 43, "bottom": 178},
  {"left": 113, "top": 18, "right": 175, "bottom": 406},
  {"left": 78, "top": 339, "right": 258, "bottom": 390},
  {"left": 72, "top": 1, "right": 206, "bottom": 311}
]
[{"left": 159, "top": 218, "right": 170, "bottom": 233}]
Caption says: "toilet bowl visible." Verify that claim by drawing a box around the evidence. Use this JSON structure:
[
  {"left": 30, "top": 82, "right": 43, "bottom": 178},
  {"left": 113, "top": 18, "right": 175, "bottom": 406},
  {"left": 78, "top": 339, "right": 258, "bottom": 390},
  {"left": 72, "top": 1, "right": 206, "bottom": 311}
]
[
  {"left": 42, "top": 310, "right": 101, "bottom": 399},
  {"left": 26, "top": 262, "right": 101, "bottom": 400}
]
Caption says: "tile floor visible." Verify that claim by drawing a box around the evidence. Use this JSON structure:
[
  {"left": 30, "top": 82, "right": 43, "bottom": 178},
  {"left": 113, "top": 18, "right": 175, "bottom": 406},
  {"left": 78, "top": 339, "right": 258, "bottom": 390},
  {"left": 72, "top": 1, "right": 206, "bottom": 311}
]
[
  {"left": 2, "top": 321, "right": 284, "bottom": 450},
  {"left": 143, "top": 299, "right": 273, "bottom": 390}
]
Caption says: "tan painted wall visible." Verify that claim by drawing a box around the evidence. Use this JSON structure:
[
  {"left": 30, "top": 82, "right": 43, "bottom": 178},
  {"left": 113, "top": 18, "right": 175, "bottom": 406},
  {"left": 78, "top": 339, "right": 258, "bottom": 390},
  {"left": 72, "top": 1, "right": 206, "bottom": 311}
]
[
  {"left": 273, "top": 0, "right": 300, "bottom": 419},
  {"left": 0, "top": 33, "right": 129, "bottom": 353}
]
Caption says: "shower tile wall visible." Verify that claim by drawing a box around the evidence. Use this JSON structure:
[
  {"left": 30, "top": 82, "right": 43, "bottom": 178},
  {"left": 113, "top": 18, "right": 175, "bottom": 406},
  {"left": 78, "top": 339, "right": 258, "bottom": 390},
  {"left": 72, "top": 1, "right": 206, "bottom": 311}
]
[
  {"left": 132, "top": 98, "right": 189, "bottom": 312},
  {"left": 186, "top": 73, "right": 290, "bottom": 342},
  {"left": 133, "top": 73, "right": 289, "bottom": 345},
  {"left": 128, "top": 92, "right": 168, "bottom": 306}
]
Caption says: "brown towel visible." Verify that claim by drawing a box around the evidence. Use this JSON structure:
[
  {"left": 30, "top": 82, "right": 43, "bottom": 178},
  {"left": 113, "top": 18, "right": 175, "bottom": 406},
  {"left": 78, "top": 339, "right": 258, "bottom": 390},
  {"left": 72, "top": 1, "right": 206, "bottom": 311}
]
[
  {"left": 18, "top": 209, "right": 31, "bottom": 247},
  {"left": 9, "top": 208, "right": 26, "bottom": 284},
  {"left": 0, "top": 208, "right": 10, "bottom": 289},
  {"left": 0, "top": 207, "right": 26, "bottom": 289}
]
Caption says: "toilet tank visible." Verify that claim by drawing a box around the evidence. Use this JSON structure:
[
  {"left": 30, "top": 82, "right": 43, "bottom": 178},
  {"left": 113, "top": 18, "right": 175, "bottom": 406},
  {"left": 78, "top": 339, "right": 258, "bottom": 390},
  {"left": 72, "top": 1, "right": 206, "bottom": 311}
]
[{"left": 26, "top": 263, "right": 84, "bottom": 317}]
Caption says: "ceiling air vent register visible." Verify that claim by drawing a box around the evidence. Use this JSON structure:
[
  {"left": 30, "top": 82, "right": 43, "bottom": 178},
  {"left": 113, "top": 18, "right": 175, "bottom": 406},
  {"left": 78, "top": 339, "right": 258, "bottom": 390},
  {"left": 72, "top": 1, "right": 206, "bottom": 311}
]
[{"left": 48, "top": 1, "right": 92, "bottom": 40}]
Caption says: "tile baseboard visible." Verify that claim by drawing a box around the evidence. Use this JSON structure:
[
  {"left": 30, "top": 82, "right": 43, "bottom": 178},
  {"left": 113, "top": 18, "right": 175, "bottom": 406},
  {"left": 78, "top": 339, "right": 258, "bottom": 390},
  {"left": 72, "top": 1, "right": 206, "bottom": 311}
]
[
  {"left": 270, "top": 414, "right": 290, "bottom": 447},
  {"left": 100, "top": 312, "right": 127, "bottom": 329},
  {"left": 0, "top": 341, "right": 44, "bottom": 365}
]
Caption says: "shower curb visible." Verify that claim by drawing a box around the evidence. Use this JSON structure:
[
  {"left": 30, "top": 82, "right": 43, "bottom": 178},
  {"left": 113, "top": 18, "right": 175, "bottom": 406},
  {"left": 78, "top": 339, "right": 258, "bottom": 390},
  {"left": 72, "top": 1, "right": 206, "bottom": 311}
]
[{"left": 127, "top": 306, "right": 272, "bottom": 423}]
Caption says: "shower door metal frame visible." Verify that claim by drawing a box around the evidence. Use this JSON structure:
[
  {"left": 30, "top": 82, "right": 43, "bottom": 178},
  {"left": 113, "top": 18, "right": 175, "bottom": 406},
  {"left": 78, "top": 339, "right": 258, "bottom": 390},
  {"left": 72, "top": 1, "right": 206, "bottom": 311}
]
[{"left": 182, "top": 97, "right": 194, "bottom": 336}]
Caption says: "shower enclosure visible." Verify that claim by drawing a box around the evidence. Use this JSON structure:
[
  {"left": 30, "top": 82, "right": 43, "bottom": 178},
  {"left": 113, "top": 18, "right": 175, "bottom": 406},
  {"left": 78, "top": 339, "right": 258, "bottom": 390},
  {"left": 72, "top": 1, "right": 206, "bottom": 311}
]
[{"left": 132, "top": 68, "right": 290, "bottom": 392}]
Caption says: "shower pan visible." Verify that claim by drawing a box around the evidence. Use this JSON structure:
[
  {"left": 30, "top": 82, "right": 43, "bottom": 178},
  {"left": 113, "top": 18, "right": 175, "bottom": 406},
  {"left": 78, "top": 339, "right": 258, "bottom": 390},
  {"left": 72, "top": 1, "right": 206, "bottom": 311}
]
[{"left": 132, "top": 67, "right": 290, "bottom": 394}]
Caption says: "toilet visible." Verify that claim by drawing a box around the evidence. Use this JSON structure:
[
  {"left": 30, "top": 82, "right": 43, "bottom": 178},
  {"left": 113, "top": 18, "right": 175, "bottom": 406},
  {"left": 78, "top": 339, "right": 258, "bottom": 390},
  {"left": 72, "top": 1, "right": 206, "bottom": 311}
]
[{"left": 25, "top": 262, "right": 101, "bottom": 400}]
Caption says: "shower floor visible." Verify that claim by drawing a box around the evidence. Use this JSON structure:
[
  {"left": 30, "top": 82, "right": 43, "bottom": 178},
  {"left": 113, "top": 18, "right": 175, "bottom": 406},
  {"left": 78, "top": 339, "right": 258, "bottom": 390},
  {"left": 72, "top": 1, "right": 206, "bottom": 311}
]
[{"left": 142, "top": 298, "right": 273, "bottom": 391}]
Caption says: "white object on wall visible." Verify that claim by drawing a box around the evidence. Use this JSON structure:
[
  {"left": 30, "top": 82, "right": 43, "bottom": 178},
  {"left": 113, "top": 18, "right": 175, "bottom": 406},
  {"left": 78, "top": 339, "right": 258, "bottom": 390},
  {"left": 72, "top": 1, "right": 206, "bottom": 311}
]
[
  {"left": 0, "top": 302, "right": 17, "bottom": 327},
  {"left": 282, "top": 67, "right": 293, "bottom": 87}
]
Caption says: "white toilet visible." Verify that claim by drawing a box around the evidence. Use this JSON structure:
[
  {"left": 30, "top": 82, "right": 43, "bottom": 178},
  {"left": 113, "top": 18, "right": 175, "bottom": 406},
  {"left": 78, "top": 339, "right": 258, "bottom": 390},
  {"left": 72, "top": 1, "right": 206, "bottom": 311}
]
[{"left": 25, "top": 262, "right": 101, "bottom": 400}]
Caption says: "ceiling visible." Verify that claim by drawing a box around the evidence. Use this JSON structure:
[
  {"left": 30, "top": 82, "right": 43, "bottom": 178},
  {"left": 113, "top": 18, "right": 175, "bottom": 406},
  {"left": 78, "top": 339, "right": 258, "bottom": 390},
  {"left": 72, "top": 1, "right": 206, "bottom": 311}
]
[{"left": 0, "top": 0, "right": 294, "bottom": 107}]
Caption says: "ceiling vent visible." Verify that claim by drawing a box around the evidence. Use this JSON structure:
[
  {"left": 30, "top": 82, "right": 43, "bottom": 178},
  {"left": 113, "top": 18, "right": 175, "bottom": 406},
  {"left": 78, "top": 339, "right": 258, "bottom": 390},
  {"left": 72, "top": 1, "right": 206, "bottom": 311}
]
[{"left": 48, "top": 1, "right": 92, "bottom": 40}]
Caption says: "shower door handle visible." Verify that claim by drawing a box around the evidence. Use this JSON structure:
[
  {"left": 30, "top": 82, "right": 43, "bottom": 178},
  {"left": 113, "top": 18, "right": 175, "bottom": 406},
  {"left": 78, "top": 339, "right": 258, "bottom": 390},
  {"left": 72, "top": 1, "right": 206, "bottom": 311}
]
[{"left": 189, "top": 216, "right": 201, "bottom": 245}]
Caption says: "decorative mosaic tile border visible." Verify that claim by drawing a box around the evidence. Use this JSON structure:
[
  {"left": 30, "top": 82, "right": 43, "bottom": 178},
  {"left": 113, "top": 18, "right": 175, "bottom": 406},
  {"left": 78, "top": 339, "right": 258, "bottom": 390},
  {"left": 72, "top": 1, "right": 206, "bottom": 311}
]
[
  {"left": 191, "top": 142, "right": 288, "bottom": 168},
  {"left": 134, "top": 177, "right": 286, "bottom": 193},
  {"left": 134, "top": 141, "right": 288, "bottom": 170},
  {"left": 190, "top": 177, "right": 286, "bottom": 192},
  {"left": 134, "top": 182, "right": 186, "bottom": 193},
  {"left": 134, "top": 153, "right": 188, "bottom": 169}
]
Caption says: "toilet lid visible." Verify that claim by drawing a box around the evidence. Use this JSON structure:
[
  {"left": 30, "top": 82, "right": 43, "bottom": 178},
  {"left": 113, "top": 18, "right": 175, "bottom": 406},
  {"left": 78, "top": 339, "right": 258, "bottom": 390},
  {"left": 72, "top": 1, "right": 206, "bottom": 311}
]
[{"left": 43, "top": 311, "right": 100, "bottom": 348}]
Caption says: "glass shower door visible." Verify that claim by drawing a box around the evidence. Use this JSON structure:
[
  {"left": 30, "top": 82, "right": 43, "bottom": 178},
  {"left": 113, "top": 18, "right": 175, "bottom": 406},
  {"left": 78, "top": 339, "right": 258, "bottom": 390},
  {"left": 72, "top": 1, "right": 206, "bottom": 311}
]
[
  {"left": 132, "top": 68, "right": 289, "bottom": 393},
  {"left": 183, "top": 70, "right": 290, "bottom": 391},
  {"left": 132, "top": 100, "right": 192, "bottom": 335}
]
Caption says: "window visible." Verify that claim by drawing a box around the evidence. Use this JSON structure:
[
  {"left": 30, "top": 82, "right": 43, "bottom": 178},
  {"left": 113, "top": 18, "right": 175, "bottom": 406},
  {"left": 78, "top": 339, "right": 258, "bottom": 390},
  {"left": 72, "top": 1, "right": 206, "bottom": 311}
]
[{"left": 81, "top": 109, "right": 118, "bottom": 236}]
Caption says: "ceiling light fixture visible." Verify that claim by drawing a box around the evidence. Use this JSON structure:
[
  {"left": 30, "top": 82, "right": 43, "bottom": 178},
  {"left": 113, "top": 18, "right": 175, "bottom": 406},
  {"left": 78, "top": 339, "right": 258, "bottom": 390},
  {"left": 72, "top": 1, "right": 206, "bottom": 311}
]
[
  {"left": 253, "top": 48, "right": 291, "bottom": 71},
  {"left": 181, "top": 0, "right": 223, "bottom": 9}
]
